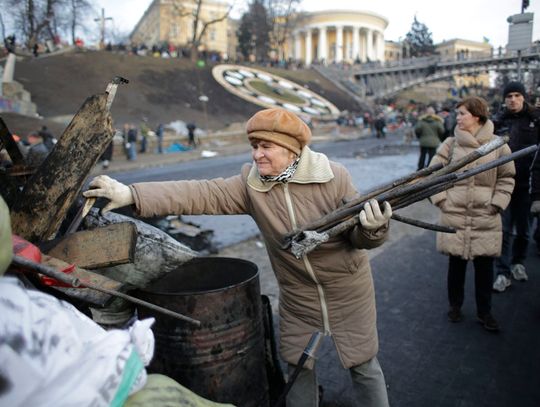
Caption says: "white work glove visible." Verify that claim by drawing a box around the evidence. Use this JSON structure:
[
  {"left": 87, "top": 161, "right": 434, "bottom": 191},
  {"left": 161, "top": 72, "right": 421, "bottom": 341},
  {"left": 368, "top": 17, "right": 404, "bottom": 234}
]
[
  {"left": 83, "top": 175, "right": 134, "bottom": 213},
  {"left": 531, "top": 200, "right": 540, "bottom": 214},
  {"left": 359, "top": 200, "right": 392, "bottom": 230}
]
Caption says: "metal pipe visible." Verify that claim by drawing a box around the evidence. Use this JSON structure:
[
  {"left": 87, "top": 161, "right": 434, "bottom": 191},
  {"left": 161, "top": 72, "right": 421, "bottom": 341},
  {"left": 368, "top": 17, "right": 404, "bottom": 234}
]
[{"left": 11, "top": 255, "right": 201, "bottom": 326}]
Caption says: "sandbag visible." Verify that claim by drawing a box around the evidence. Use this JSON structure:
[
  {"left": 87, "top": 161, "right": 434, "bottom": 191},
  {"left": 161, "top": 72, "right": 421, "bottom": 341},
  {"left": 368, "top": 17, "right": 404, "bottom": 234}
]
[
  {"left": 0, "top": 276, "right": 154, "bottom": 407},
  {"left": 125, "top": 374, "right": 235, "bottom": 407}
]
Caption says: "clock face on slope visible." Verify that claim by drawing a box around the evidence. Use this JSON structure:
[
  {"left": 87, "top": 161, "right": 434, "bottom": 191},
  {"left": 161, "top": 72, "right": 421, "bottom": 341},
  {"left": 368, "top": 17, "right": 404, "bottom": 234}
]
[{"left": 212, "top": 64, "right": 340, "bottom": 118}]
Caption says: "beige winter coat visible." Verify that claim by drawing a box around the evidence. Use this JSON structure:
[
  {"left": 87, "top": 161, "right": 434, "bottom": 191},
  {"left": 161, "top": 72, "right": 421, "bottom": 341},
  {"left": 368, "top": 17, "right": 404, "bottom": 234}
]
[
  {"left": 130, "top": 146, "right": 388, "bottom": 369},
  {"left": 429, "top": 120, "right": 515, "bottom": 259}
]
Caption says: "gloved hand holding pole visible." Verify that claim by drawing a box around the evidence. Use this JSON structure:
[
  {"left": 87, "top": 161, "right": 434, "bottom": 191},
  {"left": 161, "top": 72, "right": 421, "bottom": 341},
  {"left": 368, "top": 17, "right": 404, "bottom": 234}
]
[
  {"left": 358, "top": 200, "right": 392, "bottom": 230},
  {"left": 83, "top": 175, "right": 134, "bottom": 213}
]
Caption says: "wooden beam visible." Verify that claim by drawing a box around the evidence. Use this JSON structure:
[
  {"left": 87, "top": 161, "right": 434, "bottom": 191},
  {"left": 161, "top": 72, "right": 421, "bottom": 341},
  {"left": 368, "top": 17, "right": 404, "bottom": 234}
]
[
  {"left": 40, "top": 255, "right": 123, "bottom": 307},
  {"left": 45, "top": 222, "right": 137, "bottom": 269},
  {"left": 9, "top": 93, "right": 114, "bottom": 241}
]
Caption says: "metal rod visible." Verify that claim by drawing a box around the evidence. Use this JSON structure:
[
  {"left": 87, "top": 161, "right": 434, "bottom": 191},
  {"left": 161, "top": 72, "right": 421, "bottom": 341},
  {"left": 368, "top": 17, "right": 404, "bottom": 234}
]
[
  {"left": 290, "top": 144, "right": 537, "bottom": 257},
  {"left": 273, "top": 331, "right": 324, "bottom": 407},
  {"left": 391, "top": 213, "right": 456, "bottom": 233},
  {"left": 11, "top": 255, "right": 201, "bottom": 326},
  {"left": 283, "top": 135, "right": 509, "bottom": 245}
]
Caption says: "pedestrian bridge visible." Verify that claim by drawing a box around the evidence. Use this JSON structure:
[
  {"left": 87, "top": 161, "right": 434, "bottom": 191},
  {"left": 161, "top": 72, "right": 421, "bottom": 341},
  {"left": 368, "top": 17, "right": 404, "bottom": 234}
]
[{"left": 313, "top": 50, "right": 540, "bottom": 100}]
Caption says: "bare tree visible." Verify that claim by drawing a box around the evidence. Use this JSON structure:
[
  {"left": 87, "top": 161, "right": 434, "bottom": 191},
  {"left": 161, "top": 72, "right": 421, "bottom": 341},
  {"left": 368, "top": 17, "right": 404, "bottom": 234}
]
[
  {"left": 264, "top": 0, "right": 301, "bottom": 61},
  {"left": 4, "top": 0, "right": 63, "bottom": 48},
  {"left": 167, "top": 0, "right": 235, "bottom": 61},
  {"left": 66, "top": 0, "right": 93, "bottom": 44}
]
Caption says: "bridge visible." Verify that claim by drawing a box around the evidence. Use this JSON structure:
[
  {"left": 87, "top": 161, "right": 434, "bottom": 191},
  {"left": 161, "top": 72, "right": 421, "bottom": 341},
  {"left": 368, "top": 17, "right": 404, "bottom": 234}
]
[{"left": 313, "top": 50, "right": 540, "bottom": 101}]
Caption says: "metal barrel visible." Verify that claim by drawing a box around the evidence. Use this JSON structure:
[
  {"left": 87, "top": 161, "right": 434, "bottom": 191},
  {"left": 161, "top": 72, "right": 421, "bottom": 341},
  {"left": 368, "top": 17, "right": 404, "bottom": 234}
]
[{"left": 135, "top": 257, "right": 269, "bottom": 407}]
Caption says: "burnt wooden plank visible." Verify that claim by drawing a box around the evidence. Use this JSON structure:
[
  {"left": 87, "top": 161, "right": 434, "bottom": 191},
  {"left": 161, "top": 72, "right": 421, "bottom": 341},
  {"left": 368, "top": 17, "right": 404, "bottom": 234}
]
[
  {"left": 46, "top": 222, "right": 137, "bottom": 269},
  {"left": 41, "top": 255, "right": 123, "bottom": 307},
  {"left": 9, "top": 93, "right": 114, "bottom": 241}
]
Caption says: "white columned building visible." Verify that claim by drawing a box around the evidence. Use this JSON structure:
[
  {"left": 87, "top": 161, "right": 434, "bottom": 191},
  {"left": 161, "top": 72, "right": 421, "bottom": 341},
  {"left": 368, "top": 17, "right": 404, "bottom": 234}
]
[{"left": 288, "top": 10, "right": 388, "bottom": 65}]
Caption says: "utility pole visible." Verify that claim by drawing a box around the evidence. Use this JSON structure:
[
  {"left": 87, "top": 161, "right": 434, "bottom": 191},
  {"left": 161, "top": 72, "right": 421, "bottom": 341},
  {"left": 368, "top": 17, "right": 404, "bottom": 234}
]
[{"left": 94, "top": 8, "right": 113, "bottom": 50}]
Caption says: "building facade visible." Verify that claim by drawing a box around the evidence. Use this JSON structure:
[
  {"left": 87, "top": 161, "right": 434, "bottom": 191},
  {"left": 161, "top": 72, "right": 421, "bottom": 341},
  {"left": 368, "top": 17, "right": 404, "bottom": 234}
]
[
  {"left": 287, "top": 10, "right": 388, "bottom": 66},
  {"left": 436, "top": 38, "right": 493, "bottom": 61},
  {"left": 130, "top": 0, "right": 230, "bottom": 55}
]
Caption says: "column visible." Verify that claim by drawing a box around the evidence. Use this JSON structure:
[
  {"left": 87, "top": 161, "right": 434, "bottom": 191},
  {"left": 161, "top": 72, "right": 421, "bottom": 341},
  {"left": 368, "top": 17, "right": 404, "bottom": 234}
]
[
  {"left": 318, "top": 26, "right": 327, "bottom": 63},
  {"left": 376, "top": 31, "right": 384, "bottom": 61},
  {"left": 335, "top": 25, "right": 343, "bottom": 63},
  {"left": 366, "top": 28, "right": 373, "bottom": 61},
  {"left": 352, "top": 25, "right": 360, "bottom": 62},
  {"left": 305, "top": 28, "right": 312, "bottom": 66},
  {"left": 294, "top": 32, "right": 302, "bottom": 60},
  {"left": 345, "top": 30, "right": 351, "bottom": 61}
]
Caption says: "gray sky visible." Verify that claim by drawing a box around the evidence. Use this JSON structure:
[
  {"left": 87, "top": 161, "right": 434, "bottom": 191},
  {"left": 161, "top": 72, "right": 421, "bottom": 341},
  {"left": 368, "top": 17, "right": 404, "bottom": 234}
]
[{"left": 94, "top": 0, "right": 540, "bottom": 48}]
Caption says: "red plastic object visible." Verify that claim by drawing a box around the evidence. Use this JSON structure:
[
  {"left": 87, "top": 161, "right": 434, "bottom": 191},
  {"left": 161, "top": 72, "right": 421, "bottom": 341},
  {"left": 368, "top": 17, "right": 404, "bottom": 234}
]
[
  {"left": 39, "top": 263, "right": 76, "bottom": 287},
  {"left": 12, "top": 235, "right": 42, "bottom": 263}
]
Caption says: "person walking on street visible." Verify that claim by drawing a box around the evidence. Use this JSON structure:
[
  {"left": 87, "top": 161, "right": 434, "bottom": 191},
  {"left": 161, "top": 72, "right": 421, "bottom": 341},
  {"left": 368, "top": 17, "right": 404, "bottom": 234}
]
[
  {"left": 38, "top": 126, "right": 56, "bottom": 151},
  {"left": 415, "top": 107, "right": 444, "bottom": 170},
  {"left": 492, "top": 82, "right": 540, "bottom": 292},
  {"left": 156, "top": 123, "right": 164, "bottom": 154},
  {"left": 430, "top": 97, "right": 515, "bottom": 332},
  {"left": 84, "top": 107, "right": 393, "bottom": 407},
  {"left": 187, "top": 123, "right": 197, "bottom": 148},
  {"left": 374, "top": 113, "right": 386, "bottom": 138},
  {"left": 126, "top": 124, "right": 138, "bottom": 161},
  {"left": 140, "top": 119, "right": 149, "bottom": 154}
]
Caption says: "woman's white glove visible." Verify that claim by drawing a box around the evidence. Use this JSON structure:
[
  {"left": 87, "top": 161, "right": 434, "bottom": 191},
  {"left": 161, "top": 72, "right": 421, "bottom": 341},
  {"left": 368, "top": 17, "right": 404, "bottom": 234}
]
[
  {"left": 359, "top": 200, "right": 392, "bottom": 230},
  {"left": 531, "top": 200, "right": 540, "bottom": 214},
  {"left": 83, "top": 175, "right": 134, "bottom": 213}
]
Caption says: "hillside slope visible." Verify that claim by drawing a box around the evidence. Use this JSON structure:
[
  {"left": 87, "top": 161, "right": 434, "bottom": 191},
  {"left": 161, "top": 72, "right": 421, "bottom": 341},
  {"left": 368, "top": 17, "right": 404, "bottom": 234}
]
[{"left": 12, "top": 50, "right": 363, "bottom": 131}]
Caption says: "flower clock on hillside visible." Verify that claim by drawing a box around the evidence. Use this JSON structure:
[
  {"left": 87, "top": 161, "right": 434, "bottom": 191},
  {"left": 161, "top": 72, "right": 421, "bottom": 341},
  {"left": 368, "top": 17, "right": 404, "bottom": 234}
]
[{"left": 212, "top": 64, "right": 340, "bottom": 119}]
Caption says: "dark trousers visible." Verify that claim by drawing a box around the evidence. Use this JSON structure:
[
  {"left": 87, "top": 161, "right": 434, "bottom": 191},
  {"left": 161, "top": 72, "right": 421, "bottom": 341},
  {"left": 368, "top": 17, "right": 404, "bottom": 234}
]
[
  {"left": 448, "top": 256, "right": 494, "bottom": 316},
  {"left": 495, "top": 188, "right": 532, "bottom": 276},
  {"left": 418, "top": 146, "right": 436, "bottom": 170}
]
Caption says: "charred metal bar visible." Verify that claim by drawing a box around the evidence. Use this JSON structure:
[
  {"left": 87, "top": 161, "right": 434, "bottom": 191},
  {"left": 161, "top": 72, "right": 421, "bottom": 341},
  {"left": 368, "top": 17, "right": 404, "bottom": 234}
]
[
  {"left": 11, "top": 255, "right": 201, "bottom": 326},
  {"left": 284, "top": 136, "right": 509, "bottom": 245},
  {"left": 273, "top": 331, "right": 324, "bottom": 407},
  {"left": 391, "top": 213, "right": 456, "bottom": 233},
  {"left": 290, "top": 144, "right": 538, "bottom": 258}
]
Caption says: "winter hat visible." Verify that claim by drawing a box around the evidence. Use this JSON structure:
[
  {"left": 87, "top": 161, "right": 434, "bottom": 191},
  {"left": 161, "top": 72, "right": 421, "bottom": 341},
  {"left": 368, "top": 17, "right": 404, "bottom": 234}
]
[
  {"left": 503, "top": 81, "right": 526, "bottom": 99},
  {"left": 246, "top": 108, "right": 311, "bottom": 155}
]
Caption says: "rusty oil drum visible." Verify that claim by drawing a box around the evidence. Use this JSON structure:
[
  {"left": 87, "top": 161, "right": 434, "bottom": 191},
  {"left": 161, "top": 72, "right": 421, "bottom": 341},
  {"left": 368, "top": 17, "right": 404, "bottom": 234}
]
[{"left": 135, "top": 257, "right": 269, "bottom": 407}]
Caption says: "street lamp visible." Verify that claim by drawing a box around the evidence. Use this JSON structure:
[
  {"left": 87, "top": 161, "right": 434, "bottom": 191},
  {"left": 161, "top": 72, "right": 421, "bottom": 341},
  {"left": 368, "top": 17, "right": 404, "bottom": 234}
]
[{"left": 198, "top": 95, "right": 209, "bottom": 140}]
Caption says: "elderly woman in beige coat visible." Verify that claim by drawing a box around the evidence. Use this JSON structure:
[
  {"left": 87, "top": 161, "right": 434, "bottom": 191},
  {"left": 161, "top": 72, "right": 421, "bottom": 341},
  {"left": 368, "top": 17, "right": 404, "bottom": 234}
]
[
  {"left": 429, "top": 96, "right": 515, "bottom": 332},
  {"left": 85, "top": 108, "right": 393, "bottom": 407}
]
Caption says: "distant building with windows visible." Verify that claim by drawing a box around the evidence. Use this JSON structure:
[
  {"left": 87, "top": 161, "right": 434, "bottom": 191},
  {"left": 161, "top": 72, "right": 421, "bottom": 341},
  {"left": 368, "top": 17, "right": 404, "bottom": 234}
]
[
  {"left": 436, "top": 38, "right": 493, "bottom": 61},
  {"left": 130, "top": 0, "right": 230, "bottom": 55}
]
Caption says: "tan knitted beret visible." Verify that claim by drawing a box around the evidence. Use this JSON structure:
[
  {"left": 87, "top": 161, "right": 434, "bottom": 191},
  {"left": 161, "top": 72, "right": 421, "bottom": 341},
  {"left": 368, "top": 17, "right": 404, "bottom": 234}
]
[{"left": 246, "top": 108, "right": 312, "bottom": 155}]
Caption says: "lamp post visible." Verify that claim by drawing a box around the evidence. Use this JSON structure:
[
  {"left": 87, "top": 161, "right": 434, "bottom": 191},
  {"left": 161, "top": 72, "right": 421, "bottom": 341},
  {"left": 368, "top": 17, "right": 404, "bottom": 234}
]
[{"left": 198, "top": 95, "right": 209, "bottom": 141}]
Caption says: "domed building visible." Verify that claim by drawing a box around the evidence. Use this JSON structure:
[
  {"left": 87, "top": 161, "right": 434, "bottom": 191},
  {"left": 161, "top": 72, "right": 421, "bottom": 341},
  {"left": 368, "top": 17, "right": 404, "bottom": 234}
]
[{"left": 286, "top": 9, "right": 388, "bottom": 66}]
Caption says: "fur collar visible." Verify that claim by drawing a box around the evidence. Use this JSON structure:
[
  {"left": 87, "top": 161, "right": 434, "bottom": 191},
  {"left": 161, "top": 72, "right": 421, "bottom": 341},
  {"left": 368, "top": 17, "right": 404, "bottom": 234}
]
[{"left": 247, "top": 146, "right": 334, "bottom": 192}]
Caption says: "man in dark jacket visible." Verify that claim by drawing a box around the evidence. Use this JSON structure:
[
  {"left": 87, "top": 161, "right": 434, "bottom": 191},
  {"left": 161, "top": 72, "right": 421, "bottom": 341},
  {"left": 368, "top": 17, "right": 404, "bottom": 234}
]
[{"left": 493, "top": 81, "right": 540, "bottom": 292}]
